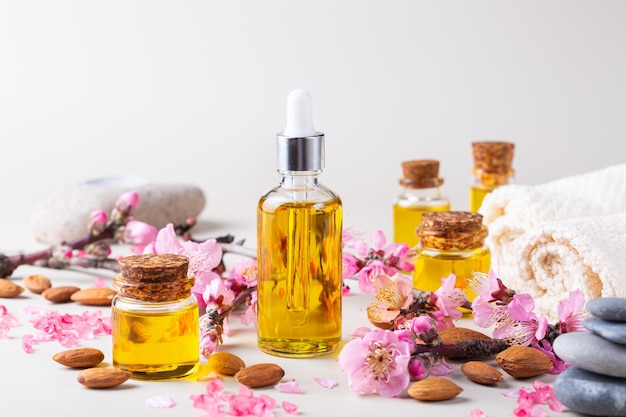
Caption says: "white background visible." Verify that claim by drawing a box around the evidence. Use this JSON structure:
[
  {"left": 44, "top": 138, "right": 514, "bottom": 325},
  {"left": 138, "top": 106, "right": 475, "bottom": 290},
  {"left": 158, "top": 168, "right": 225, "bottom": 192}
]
[
  {"left": 2, "top": 0, "right": 626, "bottom": 249},
  {"left": 0, "top": 2, "right": 624, "bottom": 416}
]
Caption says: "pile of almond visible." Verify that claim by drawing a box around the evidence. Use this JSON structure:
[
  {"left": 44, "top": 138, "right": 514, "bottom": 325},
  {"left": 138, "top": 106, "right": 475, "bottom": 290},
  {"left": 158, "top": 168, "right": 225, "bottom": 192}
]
[
  {"left": 208, "top": 351, "right": 285, "bottom": 388},
  {"left": 0, "top": 273, "right": 117, "bottom": 306},
  {"left": 407, "top": 327, "right": 555, "bottom": 402},
  {"left": 52, "top": 347, "right": 131, "bottom": 389}
]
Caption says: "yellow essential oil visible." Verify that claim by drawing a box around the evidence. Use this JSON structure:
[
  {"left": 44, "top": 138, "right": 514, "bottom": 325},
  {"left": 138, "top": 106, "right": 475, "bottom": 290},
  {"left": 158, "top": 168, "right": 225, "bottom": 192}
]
[
  {"left": 257, "top": 89, "right": 343, "bottom": 357},
  {"left": 393, "top": 160, "right": 450, "bottom": 248},
  {"left": 257, "top": 198, "right": 343, "bottom": 357},
  {"left": 469, "top": 185, "right": 493, "bottom": 213},
  {"left": 112, "top": 300, "right": 198, "bottom": 379},
  {"left": 413, "top": 211, "right": 490, "bottom": 304},
  {"left": 112, "top": 254, "right": 199, "bottom": 380},
  {"left": 470, "top": 141, "right": 515, "bottom": 212}
]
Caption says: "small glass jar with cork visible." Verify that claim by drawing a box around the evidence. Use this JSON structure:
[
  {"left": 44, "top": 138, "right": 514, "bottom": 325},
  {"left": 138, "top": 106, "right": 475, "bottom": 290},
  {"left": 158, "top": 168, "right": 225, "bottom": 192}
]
[
  {"left": 111, "top": 253, "right": 199, "bottom": 380},
  {"left": 393, "top": 159, "right": 450, "bottom": 249},
  {"left": 470, "top": 141, "right": 515, "bottom": 212},
  {"left": 413, "top": 211, "right": 490, "bottom": 303}
]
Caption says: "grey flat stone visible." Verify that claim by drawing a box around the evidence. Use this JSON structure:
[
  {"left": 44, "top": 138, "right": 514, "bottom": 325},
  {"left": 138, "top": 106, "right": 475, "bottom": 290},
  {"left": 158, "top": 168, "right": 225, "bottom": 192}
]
[
  {"left": 554, "top": 366, "right": 626, "bottom": 417},
  {"left": 30, "top": 176, "right": 206, "bottom": 244},
  {"left": 553, "top": 332, "right": 626, "bottom": 378},
  {"left": 584, "top": 317, "right": 626, "bottom": 344},
  {"left": 586, "top": 297, "right": 626, "bottom": 322}
]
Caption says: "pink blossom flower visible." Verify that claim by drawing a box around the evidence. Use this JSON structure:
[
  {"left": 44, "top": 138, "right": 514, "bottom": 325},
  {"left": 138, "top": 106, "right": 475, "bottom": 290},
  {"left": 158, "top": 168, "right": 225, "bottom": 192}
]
[
  {"left": 357, "top": 260, "right": 396, "bottom": 294},
  {"left": 408, "top": 355, "right": 429, "bottom": 380},
  {"left": 229, "top": 259, "right": 258, "bottom": 288},
  {"left": 506, "top": 294, "right": 549, "bottom": 346},
  {"left": 116, "top": 191, "right": 139, "bottom": 210},
  {"left": 145, "top": 223, "right": 223, "bottom": 309},
  {"left": 203, "top": 278, "right": 235, "bottom": 310},
  {"left": 88, "top": 210, "right": 108, "bottom": 235},
  {"left": 342, "top": 253, "right": 362, "bottom": 278},
  {"left": 366, "top": 274, "right": 414, "bottom": 325},
  {"left": 432, "top": 274, "right": 467, "bottom": 321},
  {"left": 123, "top": 220, "right": 159, "bottom": 253},
  {"left": 557, "top": 289, "right": 588, "bottom": 333},
  {"left": 408, "top": 316, "right": 438, "bottom": 345},
  {"left": 240, "top": 291, "right": 257, "bottom": 327},
  {"left": 338, "top": 328, "right": 412, "bottom": 397},
  {"left": 342, "top": 230, "right": 415, "bottom": 290}
]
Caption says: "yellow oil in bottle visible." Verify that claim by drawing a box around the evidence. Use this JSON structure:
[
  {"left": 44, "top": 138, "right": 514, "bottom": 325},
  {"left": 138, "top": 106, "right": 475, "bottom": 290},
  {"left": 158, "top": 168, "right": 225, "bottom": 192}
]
[
  {"left": 413, "top": 247, "right": 490, "bottom": 302},
  {"left": 469, "top": 185, "right": 493, "bottom": 212},
  {"left": 112, "top": 300, "right": 199, "bottom": 379},
  {"left": 393, "top": 202, "right": 450, "bottom": 248},
  {"left": 257, "top": 197, "right": 342, "bottom": 357}
]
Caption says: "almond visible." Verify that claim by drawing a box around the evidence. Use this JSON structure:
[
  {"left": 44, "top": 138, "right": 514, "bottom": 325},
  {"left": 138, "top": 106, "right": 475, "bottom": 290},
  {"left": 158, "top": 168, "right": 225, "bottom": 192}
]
[
  {"left": 235, "top": 363, "right": 284, "bottom": 388},
  {"left": 53, "top": 347, "right": 105, "bottom": 368},
  {"left": 77, "top": 368, "right": 132, "bottom": 388},
  {"left": 461, "top": 361, "right": 503, "bottom": 385},
  {"left": 407, "top": 377, "right": 463, "bottom": 401},
  {"left": 0, "top": 279, "right": 24, "bottom": 298},
  {"left": 209, "top": 351, "right": 246, "bottom": 376},
  {"left": 70, "top": 287, "right": 117, "bottom": 306},
  {"left": 22, "top": 274, "right": 52, "bottom": 294},
  {"left": 496, "top": 345, "right": 553, "bottom": 378},
  {"left": 42, "top": 286, "right": 80, "bottom": 303},
  {"left": 439, "top": 327, "right": 492, "bottom": 359}
]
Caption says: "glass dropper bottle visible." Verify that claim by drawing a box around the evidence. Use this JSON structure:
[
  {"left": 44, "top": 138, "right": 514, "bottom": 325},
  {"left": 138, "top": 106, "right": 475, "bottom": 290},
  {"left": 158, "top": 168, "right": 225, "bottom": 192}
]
[{"left": 256, "top": 89, "right": 343, "bottom": 358}]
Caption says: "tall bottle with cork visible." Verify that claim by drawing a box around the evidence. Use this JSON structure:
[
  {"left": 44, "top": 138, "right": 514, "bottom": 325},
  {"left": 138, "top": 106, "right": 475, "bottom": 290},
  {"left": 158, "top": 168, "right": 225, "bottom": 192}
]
[
  {"left": 257, "top": 89, "right": 343, "bottom": 357},
  {"left": 469, "top": 141, "right": 515, "bottom": 212},
  {"left": 393, "top": 159, "right": 450, "bottom": 248}
]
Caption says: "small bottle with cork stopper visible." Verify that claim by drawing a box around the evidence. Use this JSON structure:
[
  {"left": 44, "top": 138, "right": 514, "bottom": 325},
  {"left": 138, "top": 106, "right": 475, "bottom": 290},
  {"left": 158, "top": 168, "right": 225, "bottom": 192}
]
[
  {"left": 393, "top": 159, "right": 450, "bottom": 248},
  {"left": 469, "top": 141, "right": 515, "bottom": 212},
  {"left": 413, "top": 211, "right": 491, "bottom": 304}
]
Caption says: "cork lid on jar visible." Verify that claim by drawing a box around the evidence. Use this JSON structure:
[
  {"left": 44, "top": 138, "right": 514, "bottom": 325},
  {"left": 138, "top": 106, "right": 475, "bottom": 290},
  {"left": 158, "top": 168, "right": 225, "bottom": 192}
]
[
  {"left": 115, "top": 254, "right": 194, "bottom": 302},
  {"left": 419, "top": 211, "right": 488, "bottom": 250},
  {"left": 472, "top": 141, "right": 515, "bottom": 175},
  {"left": 399, "top": 159, "right": 444, "bottom": 188},
  {"left": 118, "top": 254, "right": 189, "bottom": 283}
]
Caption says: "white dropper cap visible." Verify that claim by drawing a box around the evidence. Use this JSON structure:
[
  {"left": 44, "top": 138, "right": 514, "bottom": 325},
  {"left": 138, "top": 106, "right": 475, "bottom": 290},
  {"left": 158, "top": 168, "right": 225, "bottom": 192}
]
[
  {"left": 276, "top": 88, "right": 325, "bottom": 172},
  {"left": 283, "top": 89, "right": 318, "bottom": 137}
]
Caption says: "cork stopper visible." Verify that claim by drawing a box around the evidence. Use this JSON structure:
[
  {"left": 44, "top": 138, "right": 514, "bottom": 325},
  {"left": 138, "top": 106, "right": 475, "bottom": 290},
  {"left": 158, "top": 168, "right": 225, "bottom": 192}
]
[
  {"left": 419, "top": 211, "right": 488, "bottom": 250},
  {"left": 399, "top": 159, "right": 444, "bottom": 188},
  {"left": 472, "top": 141, "right": 515, "bottom": 175},
  {"left": 115, "top": 254, "right": 194, "bottom": 302}
]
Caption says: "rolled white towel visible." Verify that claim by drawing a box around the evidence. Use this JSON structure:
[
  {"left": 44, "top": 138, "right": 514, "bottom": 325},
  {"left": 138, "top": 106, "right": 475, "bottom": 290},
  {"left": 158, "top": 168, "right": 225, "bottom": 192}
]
[
  {"left": 480, "top": 163, "right": 626, "bottom": 321},
  {"left": 501, "top": 212, "right": 626, "bottom": 322}
]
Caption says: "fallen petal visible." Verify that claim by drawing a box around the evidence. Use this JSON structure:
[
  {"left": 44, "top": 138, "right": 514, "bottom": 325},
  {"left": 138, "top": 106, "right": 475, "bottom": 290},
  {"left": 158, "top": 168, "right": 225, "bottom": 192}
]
[
  {"left": 313, "top": 377, "right": 338, "bottom": 389},
  {"left": 146, "top": 395, "right": 176, "bottom": 408},
  {"left": 275, "top": 379, "right": 304, "bottom": 394}
]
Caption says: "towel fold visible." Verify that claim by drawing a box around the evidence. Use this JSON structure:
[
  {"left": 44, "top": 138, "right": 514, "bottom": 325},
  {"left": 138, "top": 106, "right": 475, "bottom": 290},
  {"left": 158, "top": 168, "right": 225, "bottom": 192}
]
[{"left": 480, "top": 164, "right": 626, "bottom": 321}]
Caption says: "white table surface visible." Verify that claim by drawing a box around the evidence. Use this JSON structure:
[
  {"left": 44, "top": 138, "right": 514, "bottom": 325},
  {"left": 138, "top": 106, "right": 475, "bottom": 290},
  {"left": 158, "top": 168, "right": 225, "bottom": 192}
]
[{"left": 0, "top": 217, "right": 574, "bottom": 417}]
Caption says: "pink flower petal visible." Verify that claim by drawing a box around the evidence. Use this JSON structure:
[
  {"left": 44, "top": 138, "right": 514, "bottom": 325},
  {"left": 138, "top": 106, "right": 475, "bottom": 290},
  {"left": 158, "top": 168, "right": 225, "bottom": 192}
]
[
  {"left": 275, "top": 379, "right": 304, "bottom": 394},
  {"left": 471, "top": 408, "right": 486, "bottom": 417},
  {"left": 313, "top": 377, "right": 338, "bottom": 389},
  {"left": 146, "top": 395, "right": 176, "bottom": 408},
  {"left": 93, "top": 277, "right": 107, "bottom": 288},
  {"left": 282, "top": 401, "right": 299, "bottom": 415}
]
